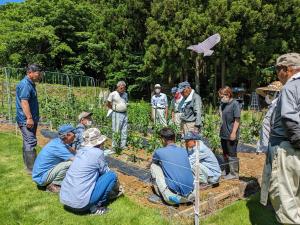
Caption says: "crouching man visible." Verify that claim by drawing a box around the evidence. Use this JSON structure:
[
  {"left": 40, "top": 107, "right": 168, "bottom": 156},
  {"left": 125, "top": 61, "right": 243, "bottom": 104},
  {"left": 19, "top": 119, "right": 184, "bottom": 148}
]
[
  {"left": 32, "top": 124, "right": 76, "bottom": 193},
  {"left": 148, "top": 127, "right": 195, "bottom": 205},
  {"left": 183, "top": 132, "right": 221, "bottom": 186},
  {"left": 60, "top": 128, "right": 121, "bottom": 215}
]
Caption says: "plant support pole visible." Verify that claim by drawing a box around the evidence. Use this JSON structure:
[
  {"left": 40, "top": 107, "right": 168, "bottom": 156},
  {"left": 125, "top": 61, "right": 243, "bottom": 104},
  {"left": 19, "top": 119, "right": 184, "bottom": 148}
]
[{"left": 194, "top": 140, "right": 200, "bottom": 225}]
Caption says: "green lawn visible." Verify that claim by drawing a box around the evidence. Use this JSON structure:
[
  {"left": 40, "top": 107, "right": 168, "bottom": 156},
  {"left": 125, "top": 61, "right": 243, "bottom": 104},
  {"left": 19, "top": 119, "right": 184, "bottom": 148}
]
[{"left": 0, "top": 132, "right": 281, "bottom": 225}]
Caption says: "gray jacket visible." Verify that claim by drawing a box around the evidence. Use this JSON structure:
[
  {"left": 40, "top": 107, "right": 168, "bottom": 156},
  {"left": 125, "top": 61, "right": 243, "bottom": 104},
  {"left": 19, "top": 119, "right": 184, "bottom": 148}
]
[
  {"left": 180, "top": 92, "right": 202, "bottom": 127},
  {"left": 270, "top": 72, "right": 300, "bottom": 148}
]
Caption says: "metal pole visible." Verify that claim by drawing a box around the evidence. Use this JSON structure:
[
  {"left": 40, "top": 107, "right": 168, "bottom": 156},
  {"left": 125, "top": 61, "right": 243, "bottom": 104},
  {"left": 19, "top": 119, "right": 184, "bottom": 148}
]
[{"left": 194, "top": 140, "right": 200, "bottom": 225}]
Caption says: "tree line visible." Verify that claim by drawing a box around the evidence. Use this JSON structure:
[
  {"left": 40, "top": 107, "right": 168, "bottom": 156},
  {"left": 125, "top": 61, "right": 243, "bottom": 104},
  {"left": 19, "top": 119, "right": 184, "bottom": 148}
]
[{"left": 0, "top": 0, "right": 299, "bottom": 102}]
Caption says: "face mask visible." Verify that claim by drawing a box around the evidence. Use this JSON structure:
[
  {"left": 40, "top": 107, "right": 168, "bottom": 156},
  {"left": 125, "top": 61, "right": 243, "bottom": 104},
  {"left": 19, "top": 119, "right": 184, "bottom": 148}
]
[
  {"left": 221, "top": 96, "right": 230, "bottom": 103},
  {"left": 86, "top": 120, "right": 93, "bottom": 126},
  {"left": 155, "top": 89, "right": 161, "bottom": 94},
  {"left": 265, "top": 95, "right": 274, "bottom": 105}
]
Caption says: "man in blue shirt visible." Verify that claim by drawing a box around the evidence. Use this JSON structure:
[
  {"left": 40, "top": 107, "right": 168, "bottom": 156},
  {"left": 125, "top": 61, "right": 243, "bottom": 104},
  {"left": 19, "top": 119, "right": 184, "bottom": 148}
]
[
  {"left": 148, "top": 127, "right": 195, "bottom": 205},
  {"left": 183, "top": 132, "right": 221, "bottom": 185},
  {"left": 32, "top": 124, "right": 76, "bottom": 193},
  {"left": 16, "top": 64, "right": 43, "bottom": 173},
  {"left": 70, "top": 111, "right": 93, "bottom": 152},
  {"left": 60, "top": 128, "right": 120, "bottom": 215}
]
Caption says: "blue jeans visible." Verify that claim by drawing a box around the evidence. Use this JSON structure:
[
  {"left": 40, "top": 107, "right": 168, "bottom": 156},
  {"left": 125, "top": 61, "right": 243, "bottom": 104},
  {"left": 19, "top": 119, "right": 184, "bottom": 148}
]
[{"left": 89, "top": 171, "right": 117, "bottom": 206}]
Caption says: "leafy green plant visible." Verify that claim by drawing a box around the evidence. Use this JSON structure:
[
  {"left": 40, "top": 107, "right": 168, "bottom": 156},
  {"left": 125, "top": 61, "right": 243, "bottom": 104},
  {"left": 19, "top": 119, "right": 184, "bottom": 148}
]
[{"left": 127, "top": 133, "right": 144, "bottom": 162}]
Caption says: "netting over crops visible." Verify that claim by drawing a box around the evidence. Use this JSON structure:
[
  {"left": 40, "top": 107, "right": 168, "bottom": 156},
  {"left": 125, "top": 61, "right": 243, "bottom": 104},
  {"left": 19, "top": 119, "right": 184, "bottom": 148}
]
[{"left": 0, "top": 67, "right": 109, "bottom": 128}]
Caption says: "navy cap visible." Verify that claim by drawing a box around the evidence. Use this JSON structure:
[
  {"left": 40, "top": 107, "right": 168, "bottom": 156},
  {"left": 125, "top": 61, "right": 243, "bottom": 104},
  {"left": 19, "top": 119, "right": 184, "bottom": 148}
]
[
  {"left": 182, "top": 131, "right": 202, "bottom": 140},
  {"left": 58, "top": 124, "right": 76, "bottom": 135},
  {"left": 177, "top": 81, "right": 191, "bottom": 93},
  {"left": 171, "top": 87, "right": 177, "bottom": 94}
]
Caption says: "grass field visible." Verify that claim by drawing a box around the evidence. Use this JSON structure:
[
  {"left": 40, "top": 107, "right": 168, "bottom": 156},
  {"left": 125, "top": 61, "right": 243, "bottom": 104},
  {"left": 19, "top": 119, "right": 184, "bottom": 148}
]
[{"left": 0, "top": 132, "right": 281, "bottom": 225}]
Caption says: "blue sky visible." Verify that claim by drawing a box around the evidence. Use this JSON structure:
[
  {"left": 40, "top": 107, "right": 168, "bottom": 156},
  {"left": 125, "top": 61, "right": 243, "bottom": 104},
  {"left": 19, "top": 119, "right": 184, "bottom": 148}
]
[{"left": 0, "top": 0, "right": 24, "bottom": 5}]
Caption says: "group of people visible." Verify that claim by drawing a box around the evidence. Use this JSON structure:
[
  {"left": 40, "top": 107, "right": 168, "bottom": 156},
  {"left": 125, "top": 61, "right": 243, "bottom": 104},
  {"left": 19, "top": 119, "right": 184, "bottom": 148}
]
[{"left": 15, "top": 52, "right": 300, "bottom": 223}]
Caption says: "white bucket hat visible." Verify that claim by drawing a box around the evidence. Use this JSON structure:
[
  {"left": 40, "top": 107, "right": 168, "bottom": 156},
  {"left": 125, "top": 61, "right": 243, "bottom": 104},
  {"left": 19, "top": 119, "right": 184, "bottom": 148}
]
[{"left": 82, "top": 128, "right": 107, "bottom": 147}]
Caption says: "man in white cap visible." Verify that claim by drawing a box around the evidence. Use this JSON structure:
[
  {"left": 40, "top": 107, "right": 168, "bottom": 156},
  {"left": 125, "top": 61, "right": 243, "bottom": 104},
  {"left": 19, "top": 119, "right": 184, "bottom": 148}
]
[
  {"left": 60, "top": 128, "right": 121, "bottom": 215},
  {"left": 32, "top": 124, "right": 76, "bottom": 193},
  {"left": 107, "top": 81, "right": 128, "bottom": 150},
  {"left": 151, "top": 84, "right": 168, "bottom": 126},
  {"left": 170, "top": 87, "right": 183, "bottom": 127},
  {"left": 71, "top": 111, "right": 93, "bottom": 151},
  {"left": 262, "top": 53, "right": 300, "bottom": 224}
]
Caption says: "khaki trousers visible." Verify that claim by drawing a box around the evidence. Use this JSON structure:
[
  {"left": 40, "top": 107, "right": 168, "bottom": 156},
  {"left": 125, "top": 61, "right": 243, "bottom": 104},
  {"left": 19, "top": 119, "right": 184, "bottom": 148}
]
[{"left": 269, "top": 141, "right": 300, "bottom": 224}]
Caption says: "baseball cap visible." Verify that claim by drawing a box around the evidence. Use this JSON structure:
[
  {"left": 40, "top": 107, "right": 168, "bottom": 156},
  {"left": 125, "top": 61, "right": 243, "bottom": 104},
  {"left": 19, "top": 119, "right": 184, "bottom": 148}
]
[
  {"left": 58, "top": 124, "right": 76, "bottom": 136},
  {"left": 154, "top": 84, "right": 161, "bottom": 88},
  {"left": 171, "top": 87, "right": 178, "bottom": 94},
  {"left": 276, "top": 53, "right": 300, "bottom": 67},
  {"left": 78, "top": 111, "right": 93, "bottom": 121},
  {"left": 177, "top": 81, "right": 191, "bottom": 93}
]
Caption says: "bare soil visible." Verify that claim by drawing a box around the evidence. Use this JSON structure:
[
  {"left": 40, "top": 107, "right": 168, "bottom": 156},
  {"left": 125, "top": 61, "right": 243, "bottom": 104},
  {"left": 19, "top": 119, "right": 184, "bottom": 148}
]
[{"left": 0, "top": 123, "right": 266, "bottom": 216}]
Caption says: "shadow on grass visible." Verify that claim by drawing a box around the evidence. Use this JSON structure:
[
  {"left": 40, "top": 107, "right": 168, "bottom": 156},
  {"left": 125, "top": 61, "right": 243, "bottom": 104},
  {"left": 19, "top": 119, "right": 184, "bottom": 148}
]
[{"left": 246, "top": 193, "right": 282, "bottom": 225}]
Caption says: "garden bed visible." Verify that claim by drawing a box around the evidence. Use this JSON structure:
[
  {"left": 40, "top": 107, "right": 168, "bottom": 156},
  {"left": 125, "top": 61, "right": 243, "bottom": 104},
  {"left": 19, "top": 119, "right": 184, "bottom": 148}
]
[{"left": 0, "top": 122, "right": 266, "bottom": 218}]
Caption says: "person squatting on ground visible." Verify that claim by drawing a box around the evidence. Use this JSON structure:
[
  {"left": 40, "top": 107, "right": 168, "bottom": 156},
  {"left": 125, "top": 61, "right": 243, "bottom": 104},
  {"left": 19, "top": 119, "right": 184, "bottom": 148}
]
[
  {"left": 16, "top": 64, "right": 43, "bottom": 174},
  {"left": 170, "top": 87, "right": 183, "bottom": 127},
  {"left": 32, "top": 124, "right": 76, "bottom": 193},
  {"left": 70, "top": 111, "right": 93, "bottom": 152},
  {"left": 148, "top": 127, "right": 195, "bottom": 205},
  {"left": 151, "top": 84, "right": 168, "bottom": 126},
  {"left": 255, "top": 81, "right": 282, "bottom": 154},
  {"left": 183, "top": 132, "right": 221, "bottom": 186},
  {"left": 218, "top": 86, "right": 241, "bottom": 180},
  {"left": 261, "top": 52, "right": 300, "bottom": 225},
  {"left": 107, "top": 81, "right": 128, "bottom": 150},
  {"left": 177, "top": 81, "right": 202, "bottom": 134},
  {"left": 60, "top": 128, "right": 121, "bottom": 215}
]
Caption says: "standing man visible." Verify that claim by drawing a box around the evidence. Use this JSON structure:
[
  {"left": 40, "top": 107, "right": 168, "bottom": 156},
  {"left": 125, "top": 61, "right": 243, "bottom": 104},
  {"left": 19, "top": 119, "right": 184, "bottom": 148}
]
[
  {"left": 107, "top": 81, "right": 128, "bottom": 150},
  {"left": 177, "top": 81, "right": 202, "bottom": 134},
  {"left": 16, "top": 64, "right": 43, "bottom": 173},
  {"left": 170, "top": 87, "right": 183, "bottom": 127},
  {"left": 262, "top": 53, "right": 300, "bottom": 225},
  {"left": 151, "top": 84, "right": 168, "bottom": 126}
]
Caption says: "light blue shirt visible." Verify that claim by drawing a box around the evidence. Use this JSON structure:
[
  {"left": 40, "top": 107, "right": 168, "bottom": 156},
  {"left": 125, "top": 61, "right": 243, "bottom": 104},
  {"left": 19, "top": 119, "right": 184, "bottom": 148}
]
[
  {"left": 60, "top": 146, "right": 110, "bottom": 209},
  {"left": 188, "top": 141, "right": 221, "bottom": 180},
  {"left": 151, "top": 93, "right": 168, "bottom": 109},
  {"left": 32, "top": 138, "right": 74, "bottom": 185}
]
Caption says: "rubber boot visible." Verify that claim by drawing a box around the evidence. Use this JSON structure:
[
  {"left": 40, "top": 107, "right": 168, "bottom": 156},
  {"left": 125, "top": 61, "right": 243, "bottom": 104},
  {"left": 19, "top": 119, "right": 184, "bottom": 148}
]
[
  {"left": 223, "top": 157, "right": 239, "bottom": 180},
  {"left": 24, "top": 149, "right": 37, "bottom": 174}
]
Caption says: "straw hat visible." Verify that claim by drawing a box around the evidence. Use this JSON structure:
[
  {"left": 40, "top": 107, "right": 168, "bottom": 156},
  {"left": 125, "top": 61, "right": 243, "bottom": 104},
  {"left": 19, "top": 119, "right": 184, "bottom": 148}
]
[{"left": 256, "top": 81, "right": 283, "bottom": 97}]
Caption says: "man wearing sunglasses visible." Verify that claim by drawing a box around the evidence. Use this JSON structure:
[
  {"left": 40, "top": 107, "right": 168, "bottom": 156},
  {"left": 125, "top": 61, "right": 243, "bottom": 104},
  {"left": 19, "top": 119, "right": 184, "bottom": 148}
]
[{"left": 263, "top": 53, "right": 300, "bottom": 225}]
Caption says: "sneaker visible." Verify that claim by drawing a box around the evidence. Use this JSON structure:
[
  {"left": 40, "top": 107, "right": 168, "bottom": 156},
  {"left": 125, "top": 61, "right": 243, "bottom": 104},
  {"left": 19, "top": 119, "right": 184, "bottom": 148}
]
[
  {"left": 148, "top": 194, "right": 163, "bottom": 204},
  {"left": 90, "top": 206, "right": 110, "bottom": 215},
  {"left": 46, "top": 183, "right": 61, "bottom": 193},
  {"left": 223, "top": 173, "right": 239, "bottom": 180}
]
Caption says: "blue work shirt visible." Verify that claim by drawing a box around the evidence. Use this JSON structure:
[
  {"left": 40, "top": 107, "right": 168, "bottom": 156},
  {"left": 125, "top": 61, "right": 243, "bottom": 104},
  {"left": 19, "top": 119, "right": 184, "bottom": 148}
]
[
  {"left": 151, "top": 93, "right": 168, "bottom": 109},
  {"left": 32, "top": 138, "right": 74, "bottom": 185},
  {"left": 15, "top": 76, "right": 39, "bottom": 123},
  {"left": 60, "top": 146, "right": 110, "bottom": 209},
  {"left": 152, "top": 144, "right": 194, "bottom": 196},
  {"left": 188, "top": 141, "right": 221, "bottom": 180}
]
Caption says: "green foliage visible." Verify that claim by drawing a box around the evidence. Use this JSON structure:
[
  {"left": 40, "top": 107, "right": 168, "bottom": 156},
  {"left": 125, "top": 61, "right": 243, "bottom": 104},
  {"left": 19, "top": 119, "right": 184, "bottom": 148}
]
[
  {"left": 1, "top": 0, "right": 299, "bottom": 97},
  {"left": 202, "top": 105, "right": 221, "bottom": 151},
  {"left": 127, "top": 132, "right": 145, "bottom": 162},
  {"left": 240, "top": 111, "right": 263, "bottom": 144}
]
